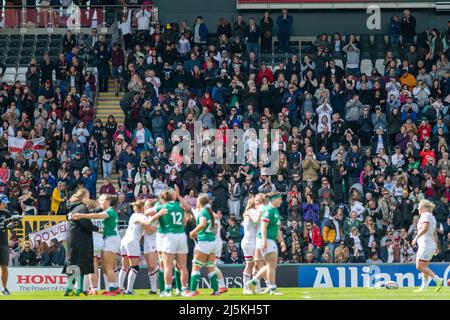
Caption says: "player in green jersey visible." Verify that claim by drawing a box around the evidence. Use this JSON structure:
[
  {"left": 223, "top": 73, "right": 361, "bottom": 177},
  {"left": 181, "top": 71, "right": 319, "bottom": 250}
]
[
  {"left": 188, "top": 194, "right": 220, "bottom": 296},
  {"left": 72, "top": 194, "right": 121, "bottom": 296},
  {"left": 246, "top": 193, "right": 286, "bottom": 296},
  {"left": 149, "top": 188, "right": 192, "bottom": 297}
]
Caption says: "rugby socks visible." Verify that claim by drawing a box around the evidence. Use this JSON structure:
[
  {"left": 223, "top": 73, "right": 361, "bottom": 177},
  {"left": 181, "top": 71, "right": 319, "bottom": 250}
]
[
  {"left": 76, "top": 275, "right": 84, "bottom": 294},
  {"left": 127, "top": 266, "right": 139, "bottom": 292},
  {"left": 158, "top": 269, "right": 165, "bottom": 293},
  {"left": 190, "top": 270, "right": 201, "bottom": 292},
  {"left": 243, "top": 273, "right": 251, "bottom": 288},
  {"left": 83, "top": 275, "right": 90, "bottom": 291},
  {"left": 174, "top": 267, "right": 182, "bottom": 291},
  {"left": 216, "top": 267, "right": 226, "bottom": 289},
  {"left": 118, "top": 268, "right": 128, "bottom": 290},
  {"left": 218, "top": 277, "right": 226, "bottom": 289},
  {"left": 164, "top": 284, "right": 172, "bottom": 293},
  {"left": 420, "top": 276, "right": 430, "bottom": 290},
  {"left": 208, "top": 271, "right": 219, "bottom": 292},
  {"left": 103, "top": 273, "right": 110, "bottom": 291},
  {"left": 109, "top": 282, "right": 118, "bottom": 292},
  {"left": 95, "top": 267, "right": 101, "bottom": 291},
  {"left": 66, "top": 274, "right": 75, "bottom": 291},
  {"left": 149, "top": 267, "right": 159, "bottom": 292},
  {"left": 265, "top": 280, "right": 272, "bottom": 289}
]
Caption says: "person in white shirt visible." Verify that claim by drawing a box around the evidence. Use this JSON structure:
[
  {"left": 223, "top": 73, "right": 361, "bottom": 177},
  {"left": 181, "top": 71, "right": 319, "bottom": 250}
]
[
  {"left": 411, "top": 199, "right": 444, "bottom": 292},
  {"left": 119, "top": 9, "right": 133, "bottom": 51},
  {"left": 135, "top": 7, "right": 150, "bottom": 32},
  {"left": 390, "top": 146, "right": 405, "bottom": 169}
]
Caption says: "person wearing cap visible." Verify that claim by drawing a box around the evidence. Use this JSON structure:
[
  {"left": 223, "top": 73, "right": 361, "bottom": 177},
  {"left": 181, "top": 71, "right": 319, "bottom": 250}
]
[
  {"left": 246, "top": 193, "right": 286, "bottom": 295},
  {"left": 0, "top": 195, "right": 11, "bottom": 295},
  {"left": 371, "top": 105, "right": 388, "bottom": 132},
  {"left": 82, "top": 167, "right": 97, "bottom": 199}
]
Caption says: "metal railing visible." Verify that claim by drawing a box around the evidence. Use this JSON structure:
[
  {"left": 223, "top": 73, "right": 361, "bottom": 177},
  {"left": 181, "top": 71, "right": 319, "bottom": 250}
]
[{"left": 0, "top": 4, "right": 158, "bottom": 30}]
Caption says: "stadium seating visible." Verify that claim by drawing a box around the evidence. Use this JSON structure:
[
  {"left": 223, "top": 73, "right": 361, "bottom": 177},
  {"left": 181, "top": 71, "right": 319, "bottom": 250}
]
[
  {"left": 375, "top": 59, "right": 385, "bottom": 74},
  {"left": 360, "top": 59, "right": 373, "bottom": 75},
  {"left": 334, "top": 59, "right": 344, "bottom": 69}
]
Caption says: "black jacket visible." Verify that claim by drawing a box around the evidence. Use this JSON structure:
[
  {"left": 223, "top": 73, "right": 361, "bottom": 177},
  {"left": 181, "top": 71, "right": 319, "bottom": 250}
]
[{"left": 63, "top": 202, "right": 99, "bottom": 275}]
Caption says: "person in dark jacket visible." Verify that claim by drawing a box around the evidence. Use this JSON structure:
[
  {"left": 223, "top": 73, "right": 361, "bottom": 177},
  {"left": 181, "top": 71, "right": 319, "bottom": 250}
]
[
  {"left": 276, "top": 9, "right": 293, "bottom": 53},
  {"left": 401, "top": 9, "right": 416, "bottom": 44},
  {"left": 81, "top": 167, "right": 97, "bottom": 200},
  {"left": 63, "top": 188, "right": 99, "bottom": 296},
  {"left": 37, "top": 178, "right": 53, "bottom": 215},
  {"left": 212, "top": 174, "right": 229, "bottom": 215},
  {"left": 49, "top": 238, "right": 66, "bottom": 266},
  {"left": 18, "top": 241, "right": 36, "bottom": 266}
]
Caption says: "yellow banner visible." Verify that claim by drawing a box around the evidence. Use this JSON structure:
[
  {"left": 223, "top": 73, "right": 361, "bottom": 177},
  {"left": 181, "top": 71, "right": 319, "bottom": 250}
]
[{"left": 10, "top": 216, "right": 67, "bottom": 245}]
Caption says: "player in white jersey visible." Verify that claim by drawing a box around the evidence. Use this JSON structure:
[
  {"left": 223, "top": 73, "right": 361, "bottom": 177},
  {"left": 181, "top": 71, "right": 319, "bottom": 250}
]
[
  {"left": 241, "top": 198, "right": 262, "bottom": 294},
  {"left": 87, "top": 216, "right": 104, "bottom": 295},
  {"left": 252, "top": 193, "right": 269, "bottom": 292},
  {"left": 143, "top": 199, "right": 159, "bottom": 294},
  {"left": 412, "top": 199, "right": 444, "bottom": 292},
  {"left": 118, "top": 200, "right": 150, "bottom": 294}
]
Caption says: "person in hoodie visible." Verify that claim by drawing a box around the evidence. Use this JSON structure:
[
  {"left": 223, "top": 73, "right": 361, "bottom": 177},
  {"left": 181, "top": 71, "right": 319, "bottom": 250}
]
[{"left": 63, "top": 188, "right": 99, "bottom": 296}]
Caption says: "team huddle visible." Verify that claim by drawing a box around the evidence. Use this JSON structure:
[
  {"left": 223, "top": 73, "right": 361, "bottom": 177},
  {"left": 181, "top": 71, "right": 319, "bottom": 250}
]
[
  {"left": 61, "top": 188, "right": 443, "bottom": 297},
  {"left": 63, "top": 187, "right": 286, "bottom": 297}
]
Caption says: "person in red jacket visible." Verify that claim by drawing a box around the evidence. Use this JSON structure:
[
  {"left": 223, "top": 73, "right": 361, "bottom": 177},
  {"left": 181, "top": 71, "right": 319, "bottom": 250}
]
[
  {"left": 202, "top": 91, "right": 213, "bottom": 112},
  {"left": 418, "top": 119, "right": 432, "bottom": 142},
  {"left": 303, "top": 220, "right": 323, "bottom": 248},
  {"left": 419, "top": 143, "right": 436, "bottom": 168},
  {"left": 256, "top": 63, "right": 274, "bottom": 85}
]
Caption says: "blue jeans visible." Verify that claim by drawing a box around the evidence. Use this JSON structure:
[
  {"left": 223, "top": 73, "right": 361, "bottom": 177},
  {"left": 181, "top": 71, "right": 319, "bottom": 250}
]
[
  {"left": 278, "top": 35, "right": 289, "bottom": 52},
  {"left": 88, "top": 159, "right": 98, "bottom": 174},
  {"left": 102, "top": 161, "right": 113, "bottom": 178},
  {"left": 247, "top": 42, "right": 259, "bottom": 56}
]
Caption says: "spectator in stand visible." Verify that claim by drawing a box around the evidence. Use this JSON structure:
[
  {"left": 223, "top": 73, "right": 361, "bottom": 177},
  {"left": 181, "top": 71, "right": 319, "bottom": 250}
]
[
  {"left": 276, "top": 9, "right": 293, "bottom": 53},
  {"left": 18, "top": 241, "right": 36, "bottom": 266},
  {"left": 49, "top": 239, "right": 65, "bottom": 266},
  {"left": 401, "top": 9, "right": 417, "bottom": 44}
]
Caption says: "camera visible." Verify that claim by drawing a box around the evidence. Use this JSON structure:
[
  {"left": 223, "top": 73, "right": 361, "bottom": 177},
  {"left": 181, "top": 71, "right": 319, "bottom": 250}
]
[{"left": 0, "top": 215, "right": 23, "bottom": 232}]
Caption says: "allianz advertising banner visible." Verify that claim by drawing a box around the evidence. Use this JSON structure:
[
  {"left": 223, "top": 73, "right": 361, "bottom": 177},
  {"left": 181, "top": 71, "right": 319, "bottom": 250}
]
[{"left": 298, "top": 263, "right": 450, "bottom": 288}]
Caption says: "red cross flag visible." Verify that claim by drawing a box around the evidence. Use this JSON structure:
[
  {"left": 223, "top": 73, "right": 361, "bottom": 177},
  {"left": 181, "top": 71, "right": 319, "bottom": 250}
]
[{"left": 8, "top": 137, "right": 46, "bottom": 159}]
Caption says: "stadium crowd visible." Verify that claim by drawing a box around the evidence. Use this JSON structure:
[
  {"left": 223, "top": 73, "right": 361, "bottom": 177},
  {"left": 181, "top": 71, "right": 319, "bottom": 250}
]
[{"left": 1, "top": 4, "right": 450, "bottom": 267}]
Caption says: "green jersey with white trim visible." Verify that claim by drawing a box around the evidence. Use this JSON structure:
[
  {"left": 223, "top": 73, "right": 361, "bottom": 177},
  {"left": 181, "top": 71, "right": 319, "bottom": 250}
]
[
  {"left": 196, "top": 208, "right": 215, "bottom": 242},
  {"left": 256, "top": 204, "right": 280, "bottom": 241},
  {"left": 103, "top": 207, "right": 119, "bottom": 238},
  {"left": 157, "top": 201, "right": 185, "bottom": 234}
]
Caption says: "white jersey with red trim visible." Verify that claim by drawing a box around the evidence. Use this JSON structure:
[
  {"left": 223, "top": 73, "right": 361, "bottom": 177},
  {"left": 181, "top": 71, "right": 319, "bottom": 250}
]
[
  {"left": 417, "top": 211, "right": 436, "bottom": 249},
  {"left": 241, "top": 208, "right": 260, "bottom": 246},
  {"left": 122, "top": 212, "right": 148, "bottom": 244}
]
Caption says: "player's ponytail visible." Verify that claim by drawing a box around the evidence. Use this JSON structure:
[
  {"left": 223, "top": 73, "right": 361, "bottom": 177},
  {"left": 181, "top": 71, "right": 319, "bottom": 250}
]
[
  {"left": 101, "top": 194, "right": 119, "bottom": 210},
  {"left": 244, "top": 198, "right": 256, "bottom": 218},
  {"left": 198, "top": 194, "right": 214, "bottom": 223},
  {"left": 131, "top": 200, "right": 146, "bottom": 213}
]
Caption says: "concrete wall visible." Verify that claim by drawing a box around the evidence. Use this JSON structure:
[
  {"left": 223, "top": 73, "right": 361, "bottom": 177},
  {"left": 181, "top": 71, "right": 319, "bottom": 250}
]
[{"left": 154, "top": 0, "right": 449, "bottom": 36}]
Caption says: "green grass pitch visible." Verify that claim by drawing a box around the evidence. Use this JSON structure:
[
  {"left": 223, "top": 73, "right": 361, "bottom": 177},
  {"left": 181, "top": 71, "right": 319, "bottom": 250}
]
[{"left": 1, "top": 287, "right": 449, "bottom": 300}]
